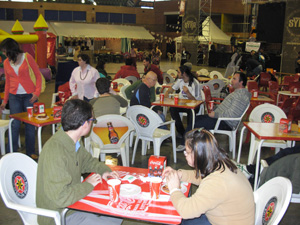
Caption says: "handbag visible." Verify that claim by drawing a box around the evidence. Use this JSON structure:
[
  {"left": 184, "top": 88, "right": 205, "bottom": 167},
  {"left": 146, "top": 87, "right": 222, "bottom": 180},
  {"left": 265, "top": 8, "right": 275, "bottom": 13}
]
[{"left": 24, "top": 53, "right": 46, "bottom": 93}]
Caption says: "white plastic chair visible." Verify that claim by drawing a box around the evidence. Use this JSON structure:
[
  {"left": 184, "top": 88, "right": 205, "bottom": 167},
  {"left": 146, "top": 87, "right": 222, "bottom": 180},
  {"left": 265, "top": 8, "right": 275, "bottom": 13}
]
[
  {"left": 196, "top": 68, "right": 209, "bottom": 76},
  {"left": 167, "top": 69, "right": 178, "bottom": 79},
  {"left": 0, "top": 120, "right": 9, "bottom": 155},
  {"left": 0, "top": 153, "right": 61, "bottom": 225},
  {"left": 237, "top": 103, "right": 291, "bottom": 164},
  {"left": 88, "top": 115, "right": 134, "bottom": 167},
  {"left": 162, "top": 73, "right": 175, "bottom": 84},
  {"left": 126, "top": 105, "right": 177, "bottom": 164},
  {"left": 210, "top": 103, "right": 250, "bottom": 159},
  {"left": 175, "top": 53, "right": 181, "bottom": 62},
  {"left": 125, "top": 76, "right": 138, "bottom": 84},
  {"left": 254, "top": 177, "right": 292, "bottom": 225},
  {"left": 209, "top": 70, "right": 230, "bottom": 85},
  {"left": 206, "top": 79, "right": 226, "bottom": 98},
  {"left": 113, "top": 78, "right": 131, "bottom": 88},
  {"left": 51, "top": 93, "right": 59, "bottom": 107}
]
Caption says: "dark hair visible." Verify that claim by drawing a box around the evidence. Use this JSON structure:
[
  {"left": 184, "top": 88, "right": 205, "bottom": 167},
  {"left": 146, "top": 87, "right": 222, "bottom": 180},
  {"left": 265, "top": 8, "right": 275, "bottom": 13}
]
[
  {"left": 125, "top": 58, "right": 133, "bottom": 66},
  {"left": 77, "top": 53, "right": 90, "bottom": 64},
  {"left": 235, "top": 71, "right": 247, "bottom": 87},
  {"left": 61, "top": 99, "right": 93, "bottom": 131},
  {"left": 96, "top": 78, "right": 110, "bottom": 95},
  {"left": 185, "top": 128, "right": 237, "bottom": 179},
  {"left": 0, "top": 38, "right": 23, "bottom": 63},
  {"left": 143, "top": 57, "right": 151, "bottom": 63},
  {"left": 179, "top": 65, "right": 195, "bottom": 86},
  {"left": 96, "top": 60, "right": 105, "bottom": 70}
]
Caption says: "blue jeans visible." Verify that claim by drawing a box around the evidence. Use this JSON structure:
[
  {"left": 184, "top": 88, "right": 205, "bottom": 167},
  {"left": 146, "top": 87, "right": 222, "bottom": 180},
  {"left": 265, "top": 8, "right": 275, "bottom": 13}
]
[
  {"left": 9, "top": 93, "right": 36, "bottom": 156},
  {"left": 181, "top": 214, "right": 211, "bottom": 225}
]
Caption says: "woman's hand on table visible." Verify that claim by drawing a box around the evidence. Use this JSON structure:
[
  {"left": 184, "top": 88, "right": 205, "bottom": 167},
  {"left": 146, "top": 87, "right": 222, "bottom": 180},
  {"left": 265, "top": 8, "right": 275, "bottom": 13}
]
[
  {"left": 166, "top": 170, "right": 181, "bottom": 191},
  {"left": 102, "top": 171, "right": 119, "bottom": 181},
  {"left": 29, "top": 93, "right": 38, "bottom": 103},
  {"left": 162, "top": 166, "right": 176, "bottom": 179}
]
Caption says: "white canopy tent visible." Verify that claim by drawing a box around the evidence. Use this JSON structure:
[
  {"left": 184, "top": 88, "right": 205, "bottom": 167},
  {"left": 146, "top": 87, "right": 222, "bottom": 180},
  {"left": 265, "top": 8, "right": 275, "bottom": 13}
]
[
  {"left": 174, "top": 17, "right": 231, "bottom": 45},
  {"left": 0, "top": 21, "right": 154, "bottom": 40}
]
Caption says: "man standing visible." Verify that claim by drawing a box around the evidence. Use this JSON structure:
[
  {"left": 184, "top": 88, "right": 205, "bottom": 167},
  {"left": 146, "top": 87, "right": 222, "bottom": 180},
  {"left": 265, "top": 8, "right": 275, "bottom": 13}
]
[
  {"left": 191, "top": 71, "right": 250, "bottom": 131},
  {"left": 36, "top": 99, "right": 122, "bottom": 225},
  {"left": 143, "top": 57, "right": 163, "bottom": 85}
]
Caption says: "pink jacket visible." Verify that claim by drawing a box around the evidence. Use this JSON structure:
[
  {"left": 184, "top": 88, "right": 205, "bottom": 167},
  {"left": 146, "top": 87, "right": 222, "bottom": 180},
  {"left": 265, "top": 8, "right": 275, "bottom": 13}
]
[{"left": 3, "top": 53, "right": 42, "bottom": 104}]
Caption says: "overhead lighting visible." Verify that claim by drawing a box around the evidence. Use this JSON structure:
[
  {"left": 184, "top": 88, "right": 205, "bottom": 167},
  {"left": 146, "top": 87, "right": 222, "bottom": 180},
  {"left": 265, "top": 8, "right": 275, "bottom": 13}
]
[{"left": 81, "top": 0, "right": 85, "bottom": 3}]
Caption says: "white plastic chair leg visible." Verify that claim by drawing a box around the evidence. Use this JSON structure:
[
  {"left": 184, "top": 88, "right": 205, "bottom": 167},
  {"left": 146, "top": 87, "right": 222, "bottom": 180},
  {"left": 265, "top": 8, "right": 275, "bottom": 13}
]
[{"left": 131, "top": 137, "right": 140, "bottom": 165}]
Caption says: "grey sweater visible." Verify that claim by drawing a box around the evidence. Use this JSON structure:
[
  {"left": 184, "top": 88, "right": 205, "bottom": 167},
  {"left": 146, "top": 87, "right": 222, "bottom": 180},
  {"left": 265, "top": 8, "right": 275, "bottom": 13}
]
[
  {"left": 214, "top": 88, "right": 251, "bottom": 128},
  {"left": 90, "top": 94, "right": 128, "bottom": 118}
]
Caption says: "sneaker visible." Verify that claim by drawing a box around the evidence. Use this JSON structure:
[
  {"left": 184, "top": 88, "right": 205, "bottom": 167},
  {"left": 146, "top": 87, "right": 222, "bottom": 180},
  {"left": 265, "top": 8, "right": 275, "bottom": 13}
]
[
  {"left": 236, "top": 163, "right": 252, "bottom": 179},
  {"left": 176, "top": 145, "right": 185, "bottom": 152}
]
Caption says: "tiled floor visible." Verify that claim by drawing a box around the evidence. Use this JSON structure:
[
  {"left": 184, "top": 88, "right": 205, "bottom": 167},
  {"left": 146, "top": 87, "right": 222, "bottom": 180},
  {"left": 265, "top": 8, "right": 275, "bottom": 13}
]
[{"left": 0, "top": 60, "right": 299, "bottom": 225}]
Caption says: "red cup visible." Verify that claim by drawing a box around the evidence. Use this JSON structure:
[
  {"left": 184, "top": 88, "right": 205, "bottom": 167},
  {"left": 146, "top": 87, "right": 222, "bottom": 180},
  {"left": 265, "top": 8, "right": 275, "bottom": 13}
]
[
  {"left": 27, "top": 107, "right": 33, "bottom": 118},
  {"left": 208, "top": 101, "right": 214, "bottom": 112},
  {"left": 107, "top": 179, "right": 121, "bottom": 202},
  {"left": 150, "top": 177, "right": 162, "bottom": 199},
  {"left": 174, "top": 95, "right": 179, "bottom": 104},
  {"left": 160, "top": 93, "right": 165, "bottom": 102}
]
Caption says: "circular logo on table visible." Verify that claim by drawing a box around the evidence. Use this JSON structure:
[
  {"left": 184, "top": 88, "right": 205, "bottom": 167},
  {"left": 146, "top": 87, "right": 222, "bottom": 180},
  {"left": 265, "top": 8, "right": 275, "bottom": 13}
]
[
  {"left": 261, "top": 112, "right": 274, "bottom": 123},
  {"left": 136, "top": 114, "right": 149, "bottom": 128},
  {"left": 262, "top": 197, "right": 277, "bottom": 225},
  {"left": 12, "top": 171, "right": 28, "bottom": 199}
]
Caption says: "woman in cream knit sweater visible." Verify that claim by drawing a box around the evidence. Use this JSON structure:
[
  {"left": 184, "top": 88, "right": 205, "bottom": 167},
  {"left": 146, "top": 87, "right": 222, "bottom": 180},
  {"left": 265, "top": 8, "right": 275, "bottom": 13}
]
[{"left": 162, "top": 128, "right": 255, "bottom": 225}]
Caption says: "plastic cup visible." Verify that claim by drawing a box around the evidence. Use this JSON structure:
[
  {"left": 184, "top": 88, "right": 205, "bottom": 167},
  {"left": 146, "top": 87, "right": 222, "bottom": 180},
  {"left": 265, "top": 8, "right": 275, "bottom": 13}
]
[
  {"left": 174, "top": 95, "right": 179, "bottom": 104},
  {"left": 253, "top": 91, "right": 258, "bottom": 98},
  {"left": 107, "top": 179, "right": 121, "bottom": 202},
  {"left": 160, "top": 93, "right": 165, "bottom": 102},
  {"left": 150, "top": 177, "right": 162, "bottom": 200},
  {"left": 27, "top": 107, "right": 33, "bottom": 118}
]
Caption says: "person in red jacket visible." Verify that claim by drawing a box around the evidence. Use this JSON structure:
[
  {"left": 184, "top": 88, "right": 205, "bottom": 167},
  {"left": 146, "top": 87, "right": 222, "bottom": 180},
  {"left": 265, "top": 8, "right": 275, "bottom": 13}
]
[
  {"left": 113, "top": 58, "right": 140, "bottom": 80},
  {"left": 143, "top": 57, "right": 163, "bottom": 85},
  {"left": 0, "top": 38, "right": 43, "bottom": 160}
]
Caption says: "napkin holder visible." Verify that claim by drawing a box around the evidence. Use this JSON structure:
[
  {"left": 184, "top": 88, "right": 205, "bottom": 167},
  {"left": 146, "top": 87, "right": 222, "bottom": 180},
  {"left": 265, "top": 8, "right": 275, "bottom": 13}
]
[
  {"left": 148, "top": 155, "right": 166, "bottom": 178},
  {"left": 33, "top": 102, "right": 45, "bottom": 115},
  {"left": 279, "top": 118, "right": 291, "bottom": 133}
]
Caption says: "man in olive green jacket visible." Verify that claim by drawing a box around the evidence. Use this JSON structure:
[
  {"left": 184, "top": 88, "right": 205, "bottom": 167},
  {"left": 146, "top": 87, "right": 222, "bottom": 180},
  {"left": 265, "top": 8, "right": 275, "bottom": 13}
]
[{"left": 36, "top": 99, "right": 122, "bottom": 225}]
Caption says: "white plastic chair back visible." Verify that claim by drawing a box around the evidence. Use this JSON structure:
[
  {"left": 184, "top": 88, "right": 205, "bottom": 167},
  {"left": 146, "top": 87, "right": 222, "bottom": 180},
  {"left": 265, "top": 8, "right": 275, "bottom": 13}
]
[
  {"left": 209, "top": 70, "right": 224, "bottom": 79},
  {"left": 113, "top": 78, "right": 131, "bottom": 89},
  {"left": 206, "top": 79, "right": 225, "bottom": 98},
  {"left": 167, "top": 69, "right": 178, "bottom": 79},
  {"left": 246, "top": 103, "right": 290, "bottom": 164},
  {"left": 163, "top": 73, "right": 175, "bottom": 84},
  {"left": 0, "top": 153, "right": 61, "bottom": 225},
  {"left": 125, "top": 76, "right": 138, "bottom": 84},
  {"left": 120, "top": 84, "right": 130, "bottom": 101},
  {"left": 126, "top": 105, "right": 176, "bottom": 164},
  {"left": 89, "top": 115, "right": 134, "bottom": 166},
  {"left": 254, "top": 177, "right": 292, "bottom": 225},
  {"left": 197, "top": 68, "right": 209, "bottom": 76},
  {"left": 249, "top": 103, "right": 286, "bottom": 123}
]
